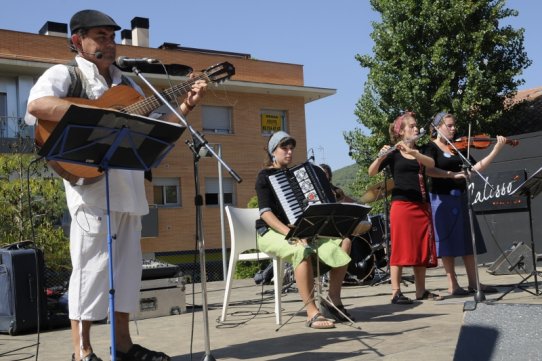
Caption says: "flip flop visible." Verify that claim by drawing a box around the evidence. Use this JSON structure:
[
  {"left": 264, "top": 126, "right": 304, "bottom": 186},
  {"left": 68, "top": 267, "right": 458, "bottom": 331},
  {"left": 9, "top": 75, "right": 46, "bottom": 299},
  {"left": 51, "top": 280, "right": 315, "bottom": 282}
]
[{"left": 305, "top": 312, "right": 336, "bottom": 329}]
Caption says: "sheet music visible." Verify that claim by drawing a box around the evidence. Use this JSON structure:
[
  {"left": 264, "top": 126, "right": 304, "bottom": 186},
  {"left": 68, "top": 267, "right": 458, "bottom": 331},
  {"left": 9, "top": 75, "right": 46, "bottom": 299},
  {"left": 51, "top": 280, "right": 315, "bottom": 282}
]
[{"left": 511, "top": 166, "right": 542, "bottom": 198}]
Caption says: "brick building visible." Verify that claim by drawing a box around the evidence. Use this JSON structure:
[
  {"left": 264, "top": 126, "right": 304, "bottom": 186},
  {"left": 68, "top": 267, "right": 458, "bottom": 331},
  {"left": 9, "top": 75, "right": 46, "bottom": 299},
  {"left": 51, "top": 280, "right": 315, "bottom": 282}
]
[{"left": 0, "top": 18, "right": 335, "bottom": 271}]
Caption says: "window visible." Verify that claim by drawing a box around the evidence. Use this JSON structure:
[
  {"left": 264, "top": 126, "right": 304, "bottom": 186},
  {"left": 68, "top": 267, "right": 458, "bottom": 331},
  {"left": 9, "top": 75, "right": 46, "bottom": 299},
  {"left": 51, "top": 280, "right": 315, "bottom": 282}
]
[
  {"left": 260, "top": 109, "right": 287, "bottom": 136},
  {"left": 0, "top": 92, "right": 7, "bottom": 138},
  {"left": 153, "top": 178, "right": 181, "bottom": 207},
  {"left": 205, "top": 177, "right": 235, "bottom": 206},
  {"left": 202, "top": 105, "right": 232, "bottom": 134}
]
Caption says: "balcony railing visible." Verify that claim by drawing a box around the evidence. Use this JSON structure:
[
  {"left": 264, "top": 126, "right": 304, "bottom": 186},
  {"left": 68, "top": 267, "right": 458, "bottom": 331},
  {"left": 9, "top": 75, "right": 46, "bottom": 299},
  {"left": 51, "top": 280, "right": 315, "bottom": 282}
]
[{"left": 0, "top": 116, "right": 35, "bottom": 153}]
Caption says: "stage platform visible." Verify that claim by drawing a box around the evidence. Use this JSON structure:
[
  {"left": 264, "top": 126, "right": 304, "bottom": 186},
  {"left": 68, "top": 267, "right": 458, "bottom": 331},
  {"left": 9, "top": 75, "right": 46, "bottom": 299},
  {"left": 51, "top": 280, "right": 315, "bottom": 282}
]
[{"left": 2, "top": 264, "right": 542, "bottom": 360}]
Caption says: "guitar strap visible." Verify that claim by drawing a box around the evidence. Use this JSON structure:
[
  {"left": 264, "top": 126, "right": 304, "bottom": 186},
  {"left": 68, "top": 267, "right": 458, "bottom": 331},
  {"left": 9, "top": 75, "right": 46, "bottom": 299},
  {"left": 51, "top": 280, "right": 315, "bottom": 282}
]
[
  {"left": 65, "top": 61, "right": 87, "bottom": 99},
  {"left": 65, "top": 60, "right": 132, "bottom": 98}
]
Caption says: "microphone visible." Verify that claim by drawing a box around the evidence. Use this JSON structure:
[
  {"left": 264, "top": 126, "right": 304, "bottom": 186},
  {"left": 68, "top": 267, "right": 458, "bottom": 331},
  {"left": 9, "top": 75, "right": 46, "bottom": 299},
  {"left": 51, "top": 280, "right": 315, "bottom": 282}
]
[
  {"left": 116, "top": 56, "right": 159, "bottom": 68},
  {"left": 83, "top": 51, "right": 103, "bottom": 59},
  {"left": 69, "top": 45, "right": 103, "bottom": 59}
]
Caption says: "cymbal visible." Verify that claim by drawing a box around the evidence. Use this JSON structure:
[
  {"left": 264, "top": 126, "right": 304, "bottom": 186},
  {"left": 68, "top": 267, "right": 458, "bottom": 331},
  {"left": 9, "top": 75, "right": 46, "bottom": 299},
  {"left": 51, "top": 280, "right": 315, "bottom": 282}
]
[
  {"left": 359, "top": 179, "right": 395, "bottom": 203},
  {"left": 352, "top": 220, "right": 372, "bottom": 236}
]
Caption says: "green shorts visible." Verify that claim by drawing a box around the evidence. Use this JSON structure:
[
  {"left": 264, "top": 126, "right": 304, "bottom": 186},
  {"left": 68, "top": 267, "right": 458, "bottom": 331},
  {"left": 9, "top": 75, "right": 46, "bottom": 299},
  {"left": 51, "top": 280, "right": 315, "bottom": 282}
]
[{"left": 256, "top": 228, "right": 350, "bottom": 271}]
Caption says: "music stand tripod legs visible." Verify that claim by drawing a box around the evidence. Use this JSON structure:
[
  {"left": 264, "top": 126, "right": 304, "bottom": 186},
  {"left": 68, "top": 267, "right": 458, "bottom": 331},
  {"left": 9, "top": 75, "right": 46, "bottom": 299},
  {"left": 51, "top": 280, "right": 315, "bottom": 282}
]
[
  {"left": 276, "top": 236, "right": 356, "bottom": 330},
  {"left": 496, "top": 167, "right": 542, "bottom": 300},
  {"left": 276, "top": 203, "right": 370, "bottom": 329}
]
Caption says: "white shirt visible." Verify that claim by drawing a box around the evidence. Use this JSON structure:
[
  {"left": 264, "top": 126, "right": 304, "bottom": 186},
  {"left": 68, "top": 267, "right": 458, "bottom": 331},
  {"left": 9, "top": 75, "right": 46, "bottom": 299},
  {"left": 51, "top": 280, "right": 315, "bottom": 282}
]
[{"left": 26, "top": 56, "right": 149, "bottom": 215}]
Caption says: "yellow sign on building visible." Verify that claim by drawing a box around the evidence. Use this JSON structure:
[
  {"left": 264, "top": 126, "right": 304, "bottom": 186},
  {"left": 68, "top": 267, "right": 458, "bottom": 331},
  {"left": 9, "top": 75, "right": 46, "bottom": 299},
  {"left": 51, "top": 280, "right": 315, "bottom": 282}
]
[{"left": 261, "top": 113, "right": 282, "bottom": 133}]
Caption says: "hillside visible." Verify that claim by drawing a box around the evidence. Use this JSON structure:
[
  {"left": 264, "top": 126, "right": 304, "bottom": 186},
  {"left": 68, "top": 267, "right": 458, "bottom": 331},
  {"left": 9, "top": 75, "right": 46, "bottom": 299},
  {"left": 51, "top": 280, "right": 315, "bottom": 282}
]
[{"left": 331, "top": 163, "right": 360, "bottom": 192}]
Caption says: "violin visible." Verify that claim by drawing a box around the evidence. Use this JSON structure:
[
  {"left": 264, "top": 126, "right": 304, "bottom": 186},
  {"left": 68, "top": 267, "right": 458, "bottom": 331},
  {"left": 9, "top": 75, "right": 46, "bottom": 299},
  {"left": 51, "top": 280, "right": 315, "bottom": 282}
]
[{"left": 448, "top": 133, "right": 519, "bottom": 154}]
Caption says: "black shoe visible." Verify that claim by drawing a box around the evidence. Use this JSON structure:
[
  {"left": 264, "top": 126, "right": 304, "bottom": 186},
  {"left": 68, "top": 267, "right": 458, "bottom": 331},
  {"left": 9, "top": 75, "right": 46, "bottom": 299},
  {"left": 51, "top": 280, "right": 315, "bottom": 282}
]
[{"left": 115, "top": 344, "right": 170, "bottom": 361}]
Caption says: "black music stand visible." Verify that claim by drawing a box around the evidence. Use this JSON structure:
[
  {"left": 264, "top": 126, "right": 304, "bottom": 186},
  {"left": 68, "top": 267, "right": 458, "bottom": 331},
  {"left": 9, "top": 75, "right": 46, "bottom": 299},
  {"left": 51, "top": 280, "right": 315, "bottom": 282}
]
[
  {"left": 283, "top": 202, "right": 370, "bottom": 325},
  {"left": 38, "top": 104, "right": 184, "bottom": 359},
  {"left": 496, "top": 166, "right": 542, "bottom": 300}
]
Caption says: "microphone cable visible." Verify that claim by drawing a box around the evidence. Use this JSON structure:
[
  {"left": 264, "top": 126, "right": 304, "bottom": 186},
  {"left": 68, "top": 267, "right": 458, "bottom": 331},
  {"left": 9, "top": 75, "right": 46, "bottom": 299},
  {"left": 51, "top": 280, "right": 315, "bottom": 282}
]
[{"left": 27, "top": 155, "right": 45, "bottom": 361}]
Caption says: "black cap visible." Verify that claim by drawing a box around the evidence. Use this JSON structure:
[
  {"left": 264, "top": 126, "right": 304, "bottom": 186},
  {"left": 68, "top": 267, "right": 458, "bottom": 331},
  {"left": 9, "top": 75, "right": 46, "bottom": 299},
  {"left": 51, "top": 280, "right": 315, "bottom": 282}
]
[{"left": 70, "top": 9, "right": 121, "bottom": 34}]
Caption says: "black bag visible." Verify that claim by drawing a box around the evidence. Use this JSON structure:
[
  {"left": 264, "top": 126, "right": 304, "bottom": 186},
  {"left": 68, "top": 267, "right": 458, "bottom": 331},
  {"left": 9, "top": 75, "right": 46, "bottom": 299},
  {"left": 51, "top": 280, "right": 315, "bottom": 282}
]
[{"left": 253, "top": 263, "right": 274, "bottom": 285}]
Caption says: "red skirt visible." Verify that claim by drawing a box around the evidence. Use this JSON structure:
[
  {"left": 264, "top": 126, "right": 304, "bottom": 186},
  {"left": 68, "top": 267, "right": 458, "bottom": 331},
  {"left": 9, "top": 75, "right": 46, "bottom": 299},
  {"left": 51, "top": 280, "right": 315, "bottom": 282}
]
[{"left": 389, "top": 200, "right": 437, "bottom": 268}]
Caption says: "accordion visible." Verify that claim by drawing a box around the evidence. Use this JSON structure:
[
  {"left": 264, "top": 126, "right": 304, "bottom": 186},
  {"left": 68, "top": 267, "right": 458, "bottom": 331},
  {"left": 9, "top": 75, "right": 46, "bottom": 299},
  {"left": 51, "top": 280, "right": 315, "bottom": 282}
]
[{"left": 268, "top": 162, "right": 335, "bottom": 225}]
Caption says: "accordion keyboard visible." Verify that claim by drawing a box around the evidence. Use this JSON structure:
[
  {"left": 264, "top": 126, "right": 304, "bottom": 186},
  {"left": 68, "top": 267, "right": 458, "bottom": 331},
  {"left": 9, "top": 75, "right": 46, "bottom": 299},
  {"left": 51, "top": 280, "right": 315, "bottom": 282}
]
[{"left": 268, "top": 162, "right": 326, "bottom": 225}]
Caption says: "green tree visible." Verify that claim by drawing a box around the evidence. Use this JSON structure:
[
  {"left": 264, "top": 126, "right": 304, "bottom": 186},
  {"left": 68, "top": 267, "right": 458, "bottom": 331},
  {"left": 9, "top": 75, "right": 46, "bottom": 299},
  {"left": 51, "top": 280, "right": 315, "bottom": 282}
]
[
  {"left": 346, "top": 0, "right": 531, "bottom": 170},
  {"left": 0, "top": 152, "right": 69, "bottom": 271}
]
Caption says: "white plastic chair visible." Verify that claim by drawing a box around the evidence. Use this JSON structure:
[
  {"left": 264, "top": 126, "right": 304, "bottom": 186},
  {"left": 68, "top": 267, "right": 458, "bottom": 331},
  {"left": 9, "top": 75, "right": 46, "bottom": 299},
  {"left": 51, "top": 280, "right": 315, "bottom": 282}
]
[{"left": 221, "top": 206, "right": 283, "bottom": 324}]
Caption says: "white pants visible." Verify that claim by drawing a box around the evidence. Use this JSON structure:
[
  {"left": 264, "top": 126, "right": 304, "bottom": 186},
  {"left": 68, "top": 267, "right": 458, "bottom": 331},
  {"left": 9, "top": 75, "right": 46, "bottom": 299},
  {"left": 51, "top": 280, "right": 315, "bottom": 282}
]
[{"left": 68, "top": 205, "right": 142, "bottom": 321}]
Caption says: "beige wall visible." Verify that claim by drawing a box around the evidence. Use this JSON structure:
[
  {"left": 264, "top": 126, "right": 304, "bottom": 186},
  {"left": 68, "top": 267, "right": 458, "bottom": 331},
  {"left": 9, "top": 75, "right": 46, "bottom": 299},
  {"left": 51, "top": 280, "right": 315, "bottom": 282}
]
[
  {"left": 0, "top": 28, "right": 312, "bottom": 254},
  {"left": 142, "top": 91, "right": 307, "bottom": 253}
]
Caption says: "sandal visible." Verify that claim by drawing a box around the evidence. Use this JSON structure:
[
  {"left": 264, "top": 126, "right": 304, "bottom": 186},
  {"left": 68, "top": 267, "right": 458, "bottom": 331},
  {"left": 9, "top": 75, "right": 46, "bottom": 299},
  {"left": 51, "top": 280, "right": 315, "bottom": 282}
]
[
  {"left": 391, "top": 292, "right": 413, "bottom": 305},
  {"left": 305, "top": 312, "right": 335, "bottom": 329},
  {"left": 416, "top": 290, "right": 444, "bottom": 301},
  {"left": 449, "top": 287, "right": 470, "bottom": 296},
  {"left": 319, "top": 302, "right": 355, "bottom": 322},
  {"left": 71, "top": 353, "right": 102, "bottom": 361},
  {"left": 115, "top": 344, "right": 170, "bottom": 361}
]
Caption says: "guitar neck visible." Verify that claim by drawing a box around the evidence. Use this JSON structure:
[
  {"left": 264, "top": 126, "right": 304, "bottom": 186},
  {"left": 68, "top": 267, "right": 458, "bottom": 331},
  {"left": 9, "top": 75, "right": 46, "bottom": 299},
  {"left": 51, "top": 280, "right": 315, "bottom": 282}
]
[{"left": 122, "top": 74, "right": 208, "bottom": 116}]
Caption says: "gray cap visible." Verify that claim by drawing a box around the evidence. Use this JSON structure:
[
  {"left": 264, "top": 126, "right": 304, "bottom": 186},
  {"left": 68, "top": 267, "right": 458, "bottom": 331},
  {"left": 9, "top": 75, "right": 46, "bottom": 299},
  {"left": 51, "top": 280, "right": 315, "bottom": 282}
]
[
  {"left": 267, "top": 131, "right": 295, "bottom": 156},
  {"left": 70, "top": 9, "right": 121, "bottom": 34}
]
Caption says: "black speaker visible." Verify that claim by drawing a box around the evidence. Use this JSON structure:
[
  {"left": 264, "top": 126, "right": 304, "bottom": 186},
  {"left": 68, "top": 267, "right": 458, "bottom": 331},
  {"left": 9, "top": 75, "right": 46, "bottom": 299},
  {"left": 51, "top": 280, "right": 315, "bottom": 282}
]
[
  {"left": 0, "top": 244, "right": 47, "bottom": 335},
  {"left": 486, "top": 242, "right": 534, "bottom": 275}
]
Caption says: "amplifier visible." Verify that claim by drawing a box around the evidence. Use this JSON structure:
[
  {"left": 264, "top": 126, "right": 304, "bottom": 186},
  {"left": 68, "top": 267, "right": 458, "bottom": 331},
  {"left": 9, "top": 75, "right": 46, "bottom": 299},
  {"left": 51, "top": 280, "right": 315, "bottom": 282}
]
[
  {"left": 0, "top": 246, "right": 47, "bottom": 335},
  {"left": 141, "top": 259, "right": 180, "bottom": 280},
  {"left": 133, "top": 276, "right": 186, "bottom": 320}
]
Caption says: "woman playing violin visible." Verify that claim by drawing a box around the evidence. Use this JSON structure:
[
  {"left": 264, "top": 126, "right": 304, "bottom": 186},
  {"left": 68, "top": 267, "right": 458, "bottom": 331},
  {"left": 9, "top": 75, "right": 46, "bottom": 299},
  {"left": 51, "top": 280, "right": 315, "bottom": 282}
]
[{"left": 423, "top": 112, "right": 508, "bottom": 296}]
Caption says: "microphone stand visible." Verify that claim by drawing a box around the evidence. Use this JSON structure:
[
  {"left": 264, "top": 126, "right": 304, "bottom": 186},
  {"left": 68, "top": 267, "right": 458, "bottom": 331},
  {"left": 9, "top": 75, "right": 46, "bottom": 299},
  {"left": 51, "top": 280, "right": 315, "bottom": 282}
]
[
  {"left": 434, "top": 124, "right": 494, "bottom": 304},
  {"left": 131, "top": 67, "right": 242, "bottom": 361},
  {"left": 371, "top": 166, "right": 392, "bottom": 286}
]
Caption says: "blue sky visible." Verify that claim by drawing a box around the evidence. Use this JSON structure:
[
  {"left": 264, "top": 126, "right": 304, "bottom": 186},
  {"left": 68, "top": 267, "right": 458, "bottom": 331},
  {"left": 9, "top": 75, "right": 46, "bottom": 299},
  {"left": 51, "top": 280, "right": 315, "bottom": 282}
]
[{"left": 1, "top": 0, "right": 540, "bottom": 170}]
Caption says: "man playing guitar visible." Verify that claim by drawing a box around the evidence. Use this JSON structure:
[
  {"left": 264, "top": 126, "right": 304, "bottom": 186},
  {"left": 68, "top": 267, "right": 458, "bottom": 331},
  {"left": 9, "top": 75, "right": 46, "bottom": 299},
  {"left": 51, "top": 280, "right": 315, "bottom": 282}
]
[{"left": 25, "top": 9, "right": 207, "bottom": 361}]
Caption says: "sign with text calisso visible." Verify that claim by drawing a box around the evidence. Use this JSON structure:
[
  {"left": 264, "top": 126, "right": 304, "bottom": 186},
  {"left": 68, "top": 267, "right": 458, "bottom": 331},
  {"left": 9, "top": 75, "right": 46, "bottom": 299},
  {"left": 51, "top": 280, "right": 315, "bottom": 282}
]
[{"left": 469, "top": 169, "right": 527, "bottom": 212}]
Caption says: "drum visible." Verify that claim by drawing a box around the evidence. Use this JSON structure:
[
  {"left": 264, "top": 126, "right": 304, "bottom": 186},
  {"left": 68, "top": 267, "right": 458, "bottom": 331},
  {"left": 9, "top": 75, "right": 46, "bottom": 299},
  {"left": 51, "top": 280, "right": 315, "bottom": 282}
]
[
  {"left": 347, "top": 236, "right": 375, "bottom": 281},
  {"left": 366, "top": 214, "right": 385, "bottom": 245},
  {"left": 366, "top": 214, "right": 387, "bottom": 268}
]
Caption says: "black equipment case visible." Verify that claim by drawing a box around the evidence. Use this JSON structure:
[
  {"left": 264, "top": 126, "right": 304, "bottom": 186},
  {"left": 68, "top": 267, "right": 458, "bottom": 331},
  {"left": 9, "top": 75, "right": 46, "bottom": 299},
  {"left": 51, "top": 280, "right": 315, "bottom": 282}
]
[{"left": 0, "top": 243, "right": 47, "bottom": 335}]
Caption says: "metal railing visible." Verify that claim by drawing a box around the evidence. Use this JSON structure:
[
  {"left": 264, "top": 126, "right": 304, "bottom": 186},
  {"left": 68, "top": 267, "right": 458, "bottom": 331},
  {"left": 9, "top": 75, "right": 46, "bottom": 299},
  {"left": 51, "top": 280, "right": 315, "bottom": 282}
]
[{"left": 0, "top": 116, "right": 34, "bottom": 153}]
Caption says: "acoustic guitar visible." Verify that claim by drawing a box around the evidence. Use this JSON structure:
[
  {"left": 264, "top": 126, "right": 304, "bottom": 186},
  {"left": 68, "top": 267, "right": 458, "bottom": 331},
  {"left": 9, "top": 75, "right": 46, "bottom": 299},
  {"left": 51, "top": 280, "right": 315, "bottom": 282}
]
[{"left": 35, "top": 62, "right": 235, "bottom": 185}]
